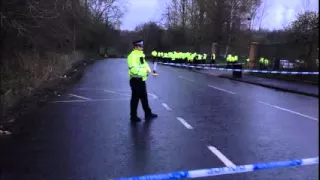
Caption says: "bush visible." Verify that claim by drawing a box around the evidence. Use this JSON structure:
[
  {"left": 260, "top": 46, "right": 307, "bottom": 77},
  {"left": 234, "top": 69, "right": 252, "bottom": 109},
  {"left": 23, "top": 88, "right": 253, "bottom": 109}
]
[{"left": 1, "top": 51, "right": 85, "bottom": 113}]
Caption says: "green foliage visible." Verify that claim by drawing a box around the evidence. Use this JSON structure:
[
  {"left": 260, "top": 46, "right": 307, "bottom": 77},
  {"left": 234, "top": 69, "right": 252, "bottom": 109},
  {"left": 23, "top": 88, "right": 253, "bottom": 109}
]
[
  {"left": 288, "top": 11, "right": 319, "bottom": 44},
  {"left": 0, "top": 0, "right": 124, "bottom": 58}
]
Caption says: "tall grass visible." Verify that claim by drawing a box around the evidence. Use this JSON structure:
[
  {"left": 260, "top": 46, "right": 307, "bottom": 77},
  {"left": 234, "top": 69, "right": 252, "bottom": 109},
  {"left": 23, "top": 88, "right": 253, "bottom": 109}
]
[{"left": 1, "top": 51, "right": 85, "bottom": 116}]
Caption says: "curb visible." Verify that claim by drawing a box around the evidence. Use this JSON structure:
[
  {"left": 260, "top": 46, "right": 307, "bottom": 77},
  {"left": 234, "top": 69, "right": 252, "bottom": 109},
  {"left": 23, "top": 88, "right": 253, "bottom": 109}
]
[{"left": 219, "top": 76, "right": 319, "bottom": 98}]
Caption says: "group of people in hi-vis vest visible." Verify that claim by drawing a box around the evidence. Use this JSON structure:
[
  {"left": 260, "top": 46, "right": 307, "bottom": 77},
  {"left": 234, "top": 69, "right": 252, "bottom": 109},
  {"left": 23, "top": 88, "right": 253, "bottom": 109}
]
[
  {"left": 151, "top": 51, "right": 217, "bottom": 64},
  {"left": 259, "top": 57, "right": 270, "bottom": 69},
  {"left": 126, "top": 40, "right": 274, "bottom": 123},
  {"left": 150, "top": 50, "right": 271, "bottom": 71}
]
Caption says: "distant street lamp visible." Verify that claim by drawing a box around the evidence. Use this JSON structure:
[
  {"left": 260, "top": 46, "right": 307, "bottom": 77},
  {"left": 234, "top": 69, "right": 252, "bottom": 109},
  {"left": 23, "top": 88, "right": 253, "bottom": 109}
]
[
  {"left": 246, "top": 13, "right": 253, "bottom": 67},
  {"left": 245, "top": 13, "right": 253, "bottom": 34},
  {"left": 245, "top": 13, "right": 253, "bottom": 46}
]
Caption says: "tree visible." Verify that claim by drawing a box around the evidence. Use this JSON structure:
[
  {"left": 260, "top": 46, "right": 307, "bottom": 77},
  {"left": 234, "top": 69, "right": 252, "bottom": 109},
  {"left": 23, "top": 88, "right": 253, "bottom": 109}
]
[
  {"left": 253, "top": 0, "right": 270, "bottom": 30},
  {"left": 160, "top": 0, "right": 262, "bottom": 54},
  {"left": 87, "top": 0, "right": 126, "bottom": 24},
  {"left": 288, "top": 11, "right": 319, "bottom": 69},
  {"left": 289, "top": 11, "right": 318, "bottom": 42},
  {"left": 134, "top": 22, "right": 164, "bottom": 53},
  {"left": 0, "top": 0, "right": 127, "bottom": 56}
]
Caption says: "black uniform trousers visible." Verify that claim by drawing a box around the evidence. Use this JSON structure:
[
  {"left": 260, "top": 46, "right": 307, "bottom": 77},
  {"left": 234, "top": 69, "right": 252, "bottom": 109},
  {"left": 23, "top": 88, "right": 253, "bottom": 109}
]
[{"left": 130, "top": 77, "right": 152, "bottom": 117}]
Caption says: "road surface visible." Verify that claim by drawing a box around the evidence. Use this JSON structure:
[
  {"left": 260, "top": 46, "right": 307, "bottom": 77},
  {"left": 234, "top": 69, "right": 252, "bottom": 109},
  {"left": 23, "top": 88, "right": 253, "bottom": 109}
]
[{"left": 1, "top": 59, "right": 318, "bottom": 180}]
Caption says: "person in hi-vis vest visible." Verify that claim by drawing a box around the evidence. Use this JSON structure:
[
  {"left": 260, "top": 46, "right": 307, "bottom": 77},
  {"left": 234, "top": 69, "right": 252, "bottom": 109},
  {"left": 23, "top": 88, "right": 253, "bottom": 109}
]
[
  {"left": 211, "top": 53, "right": 216, "bottom": 65},
  {"left": 127, "top": 40, "right": 158, "bottom": 123},
  {"left": 151, "top": 50, "right": 159, "bottom": 75}
]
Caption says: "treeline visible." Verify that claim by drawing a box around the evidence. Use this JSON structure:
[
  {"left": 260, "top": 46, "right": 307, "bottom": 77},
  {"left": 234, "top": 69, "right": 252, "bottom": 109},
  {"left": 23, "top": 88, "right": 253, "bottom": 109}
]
[
  {"left": 0, "top": 0, "right": 125, "bottom": 113},
  {"left": 117, "top": 0, "right": 318, "bottom": 70}
]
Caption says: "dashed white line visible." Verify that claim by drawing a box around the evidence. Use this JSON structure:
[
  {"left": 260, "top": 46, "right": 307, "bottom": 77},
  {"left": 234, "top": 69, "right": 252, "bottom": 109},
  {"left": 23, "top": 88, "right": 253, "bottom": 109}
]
[
  {"left": 258, "top": 101, "right": 318, "bottom": 121},
  {"left": 177, "top": 117, "right": 193, "bottom": 129},
  {"left": 179, "top": 76, "right": 196, "bottom": 82},
  {"left": 162, "top": 103, "right": 172, "bottom": 110},
  {"left": 51, "top": 98, "right": 131, "bottom": 103},
  {"left": 68, "top": 93, "right": 91, "bottom": 100},
  {"left": 208, "top": 85, "right": 236, "bottom": 95},
  {"left": 104, "top": 90, "right": 131, "bottom": 97},
  {"left": 148, "top": 93, "right": 159, "bottom": 99},
  {"left": 208, "top": 146, "right": 236, "bottom": 167}
]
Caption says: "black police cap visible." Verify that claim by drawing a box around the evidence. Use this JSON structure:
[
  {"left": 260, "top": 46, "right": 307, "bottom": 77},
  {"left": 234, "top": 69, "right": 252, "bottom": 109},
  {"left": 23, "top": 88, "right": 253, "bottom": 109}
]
[{"left": 133, "top": 40, "right": 144, "bottom": 46}]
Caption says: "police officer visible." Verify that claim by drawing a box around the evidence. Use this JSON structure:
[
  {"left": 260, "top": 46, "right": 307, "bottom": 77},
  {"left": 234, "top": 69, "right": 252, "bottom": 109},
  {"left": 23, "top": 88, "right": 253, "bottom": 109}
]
[
  {"left": 226, "top": 54, "right": 232, "bottom": 68},
  {"left": 211, "top": 53, "right": 216, "bottom": 65},
  {"left": 127, "top": 40, "right": 158, "bottom": 122},
  {"left": 259, "top": 57, "right": 264, "bottom": 70},
  {"left": 151, "top": 50, "right": 158, "bottom": 75}
]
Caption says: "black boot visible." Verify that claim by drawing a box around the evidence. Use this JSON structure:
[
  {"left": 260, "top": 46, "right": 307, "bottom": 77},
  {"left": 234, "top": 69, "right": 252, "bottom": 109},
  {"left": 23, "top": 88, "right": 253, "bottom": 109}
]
[
  {"left": 130, "top": 116, "right": 142, "bottom": 123},
  {"left": 145, "top": 113, "right": 158, "bottom": 121}
]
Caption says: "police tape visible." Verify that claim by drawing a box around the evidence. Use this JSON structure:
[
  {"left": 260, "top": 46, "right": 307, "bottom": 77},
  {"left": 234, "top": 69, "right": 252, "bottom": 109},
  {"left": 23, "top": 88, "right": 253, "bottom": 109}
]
[
  {"left": 160, "top": 62, "right": 319, "bottom": 75},
  {"left": 111, "top": 157, "right": 318, "bottom": 180},
  {"left": 158, "top": 62, "right": 244, "bottom": 66},
  {"left": 198, "top": 63, "right": 245, "bottom": 66}
]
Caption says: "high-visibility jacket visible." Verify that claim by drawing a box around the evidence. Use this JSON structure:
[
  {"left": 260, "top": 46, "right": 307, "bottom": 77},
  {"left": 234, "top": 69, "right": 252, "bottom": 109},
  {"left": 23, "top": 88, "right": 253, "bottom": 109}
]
[
  {"left": 187, "top": 53, "right": 193, "bottom": 62},
  {"left": 211, "top": 54, "right": 216, "bottom": 60},
  {"left": 191, "top": 54, "right": 196, "bottom": 62},
  {"left": 168, "top": 52, "right": 173, "bottom": 60},
  {"left": 197, "top": 54, "right": 202, "bottom": 60},
  {"left": 151, "top": 51, "right": 157, "bottom": 57},
  {"left": 234, "top": 55, "right": 238, "bottom": 62},
  {"left": 259, "top": 57, "right": 264, "bottom": 63},
  {"left": 171, "top": 52, "right": 176, "bottom": 61},
  {"left": 227, "top": 54, "right": 232, "bottom": 62},
  {"left": 203, "top": 54, "right": 207, "bottom": 60},
  {"left": 180, "top": 52, "right": 185, "bottom": 60},
  {"left": 127, "top": 49, "right": 151, "bottom": 81}
]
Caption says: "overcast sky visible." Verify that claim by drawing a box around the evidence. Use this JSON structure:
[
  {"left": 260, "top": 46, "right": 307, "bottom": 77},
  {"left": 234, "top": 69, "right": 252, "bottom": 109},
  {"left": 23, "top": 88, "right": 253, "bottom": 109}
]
[{"left": 121, "top": 0, "right": 318, "bottom": 30}]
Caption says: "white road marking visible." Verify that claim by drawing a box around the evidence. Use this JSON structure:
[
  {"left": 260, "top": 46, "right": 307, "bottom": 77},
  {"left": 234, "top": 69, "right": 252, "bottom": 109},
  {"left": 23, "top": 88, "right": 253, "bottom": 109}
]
[
  {"left": 104, "top": 90, "right": 131, "bottom": 97},
  {"left": 162, "top": 103, "right": 172, "bottom": 110},
  {"left": 177, "top": 117, "right": 193, "bottom": 129},
  {"left": 68, "top": 93, "right": 91, "bottom": 100},
  {"left": 179, "top": 76, "right": 196, "bottom": 82},
  {"left": 208, "top": 85, "right": 236, "bottom": 95},
  {"left": 51, "top": 98, "right": 131, "bottom": 103},
  {"left": 148, "top": 93, "right": 159, "bottom": 99},
  {"left": 76, "top": 88, "right": 107, "bottom": 91},
  {"left": 258, "top": 101, "right": 318, "bottom": 121},
  {"left": 208, "top": 146, "right": 236, "bottom": 167},
  {"left": 75, "top": 88, "right": 157, "bottom": 99},
  {"left": 121, "top": 90, "right": 158, "bottom": 99},
  {"left": 76, "top": 88, "right": 131, "bottom": 92}
]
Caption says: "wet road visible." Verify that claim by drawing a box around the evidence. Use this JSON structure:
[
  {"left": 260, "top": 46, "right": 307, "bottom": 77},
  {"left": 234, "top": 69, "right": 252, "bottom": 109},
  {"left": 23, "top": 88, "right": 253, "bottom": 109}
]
[{"left": 1, "top": 59, "right": 318, "bottom": 180}]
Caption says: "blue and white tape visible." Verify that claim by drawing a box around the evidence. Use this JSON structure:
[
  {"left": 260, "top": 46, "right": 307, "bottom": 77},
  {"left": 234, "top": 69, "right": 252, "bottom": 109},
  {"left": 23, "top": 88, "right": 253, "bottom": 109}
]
[
  {"left": 198, "top": 63, "right": 245, "bottom": 66},
  {"left": 111, "top": 157, "right": 318, "bottom": 180},
  {"left": 160, "top": 62, "right": 319, "bottom": 75}
]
